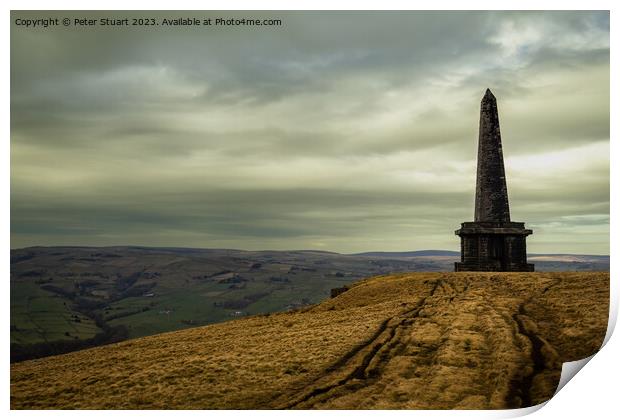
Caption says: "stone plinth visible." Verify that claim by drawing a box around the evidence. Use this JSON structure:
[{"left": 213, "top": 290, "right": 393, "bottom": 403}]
[{"left": 455, "top": 222, "right": 534, "bottom": 272}]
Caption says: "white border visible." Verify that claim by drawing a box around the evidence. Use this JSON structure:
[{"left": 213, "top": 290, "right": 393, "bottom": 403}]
[{"left": 3, "top": 2, "right": 617, "bottom": 419}]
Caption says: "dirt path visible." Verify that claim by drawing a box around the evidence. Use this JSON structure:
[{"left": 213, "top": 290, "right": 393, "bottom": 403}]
[
  {"left": 276, "top": 277, "right": 444, "bottom": 408},
  {"left": 276, "top": 274, "right": 591, "bottom": 409}
]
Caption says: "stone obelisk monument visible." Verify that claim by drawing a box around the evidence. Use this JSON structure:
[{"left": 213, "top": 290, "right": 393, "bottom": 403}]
[{"left": 455, "top": 89, "right": 534, "bottom": 272}]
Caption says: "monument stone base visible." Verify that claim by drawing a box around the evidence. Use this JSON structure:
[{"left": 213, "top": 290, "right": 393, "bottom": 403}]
[{"left": 454, "top": 222, "right": 534, "bottom": 272}]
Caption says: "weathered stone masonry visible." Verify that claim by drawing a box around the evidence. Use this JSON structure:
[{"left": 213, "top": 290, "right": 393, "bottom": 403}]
[{"left": 455, "top": 89, "right": 534, "bottom": 272}]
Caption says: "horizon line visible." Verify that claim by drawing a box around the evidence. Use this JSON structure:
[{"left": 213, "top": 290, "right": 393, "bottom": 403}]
[{"left": 9, "top": 244, "right": 610, "bottom": 257}]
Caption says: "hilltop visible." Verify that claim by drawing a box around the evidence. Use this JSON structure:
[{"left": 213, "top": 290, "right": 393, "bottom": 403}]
[{"left": 11, "top": 271, "right": 609, "bottom": 409}]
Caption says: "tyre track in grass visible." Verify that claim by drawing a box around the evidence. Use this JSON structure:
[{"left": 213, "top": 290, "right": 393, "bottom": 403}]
[
  {"left": 277, "top": 276, "right": 448, "bottom": 409},
  {"left": 505, "top": 278, "right": 562, "bottom": 408}
]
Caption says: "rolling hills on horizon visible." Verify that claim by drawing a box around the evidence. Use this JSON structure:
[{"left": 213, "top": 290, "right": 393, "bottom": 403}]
[
  {"left": 10, "top": 246, "right": 609, "bottom": 362},
  {"left": 11, "top": 271, "right": 609, "bottom": 409},
  {"left": 13, "top": 245, "right": 611, "bottom": 259}
]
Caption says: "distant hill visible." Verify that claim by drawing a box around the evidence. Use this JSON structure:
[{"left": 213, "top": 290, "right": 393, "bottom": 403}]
[
  {"left": 352, "top": 250, "right": 610, "bottom": 260},
  {"left": 11, "top": 246, "right": 443, "bottom": 362},
  {"left": 528, "top": 253, "right": 609, "bottom": 262},
  {"left": 11, "top": 271, "right": 609, "bottom": 409},
  {"left": 10, "top": 246, "right": 609, "bottom": 362},
  {"left": 352, "top": 250, "right": 460, "bottom": 257}
]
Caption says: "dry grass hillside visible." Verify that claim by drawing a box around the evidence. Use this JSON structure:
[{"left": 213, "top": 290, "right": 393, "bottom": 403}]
[{"left": 11, "top": 272, "right": 609, "bottom": 409}]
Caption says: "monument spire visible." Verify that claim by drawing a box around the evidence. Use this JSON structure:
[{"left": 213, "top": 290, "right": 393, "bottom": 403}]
[
  {"left": 455, "top": 89, "right": 533, "bottom": 272},
  {"left": 474, "top": 88, "right": 510, "bottom": 223}
]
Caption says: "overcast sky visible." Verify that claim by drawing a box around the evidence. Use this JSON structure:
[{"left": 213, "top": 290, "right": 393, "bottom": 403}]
[{"left": 10, "top": 11, "right": 609, "bottom": 254}]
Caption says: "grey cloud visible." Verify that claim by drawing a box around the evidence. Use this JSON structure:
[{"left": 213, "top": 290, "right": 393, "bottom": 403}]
[{"left": 10, "top": 10, "right": 609, "bottom": 253}]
